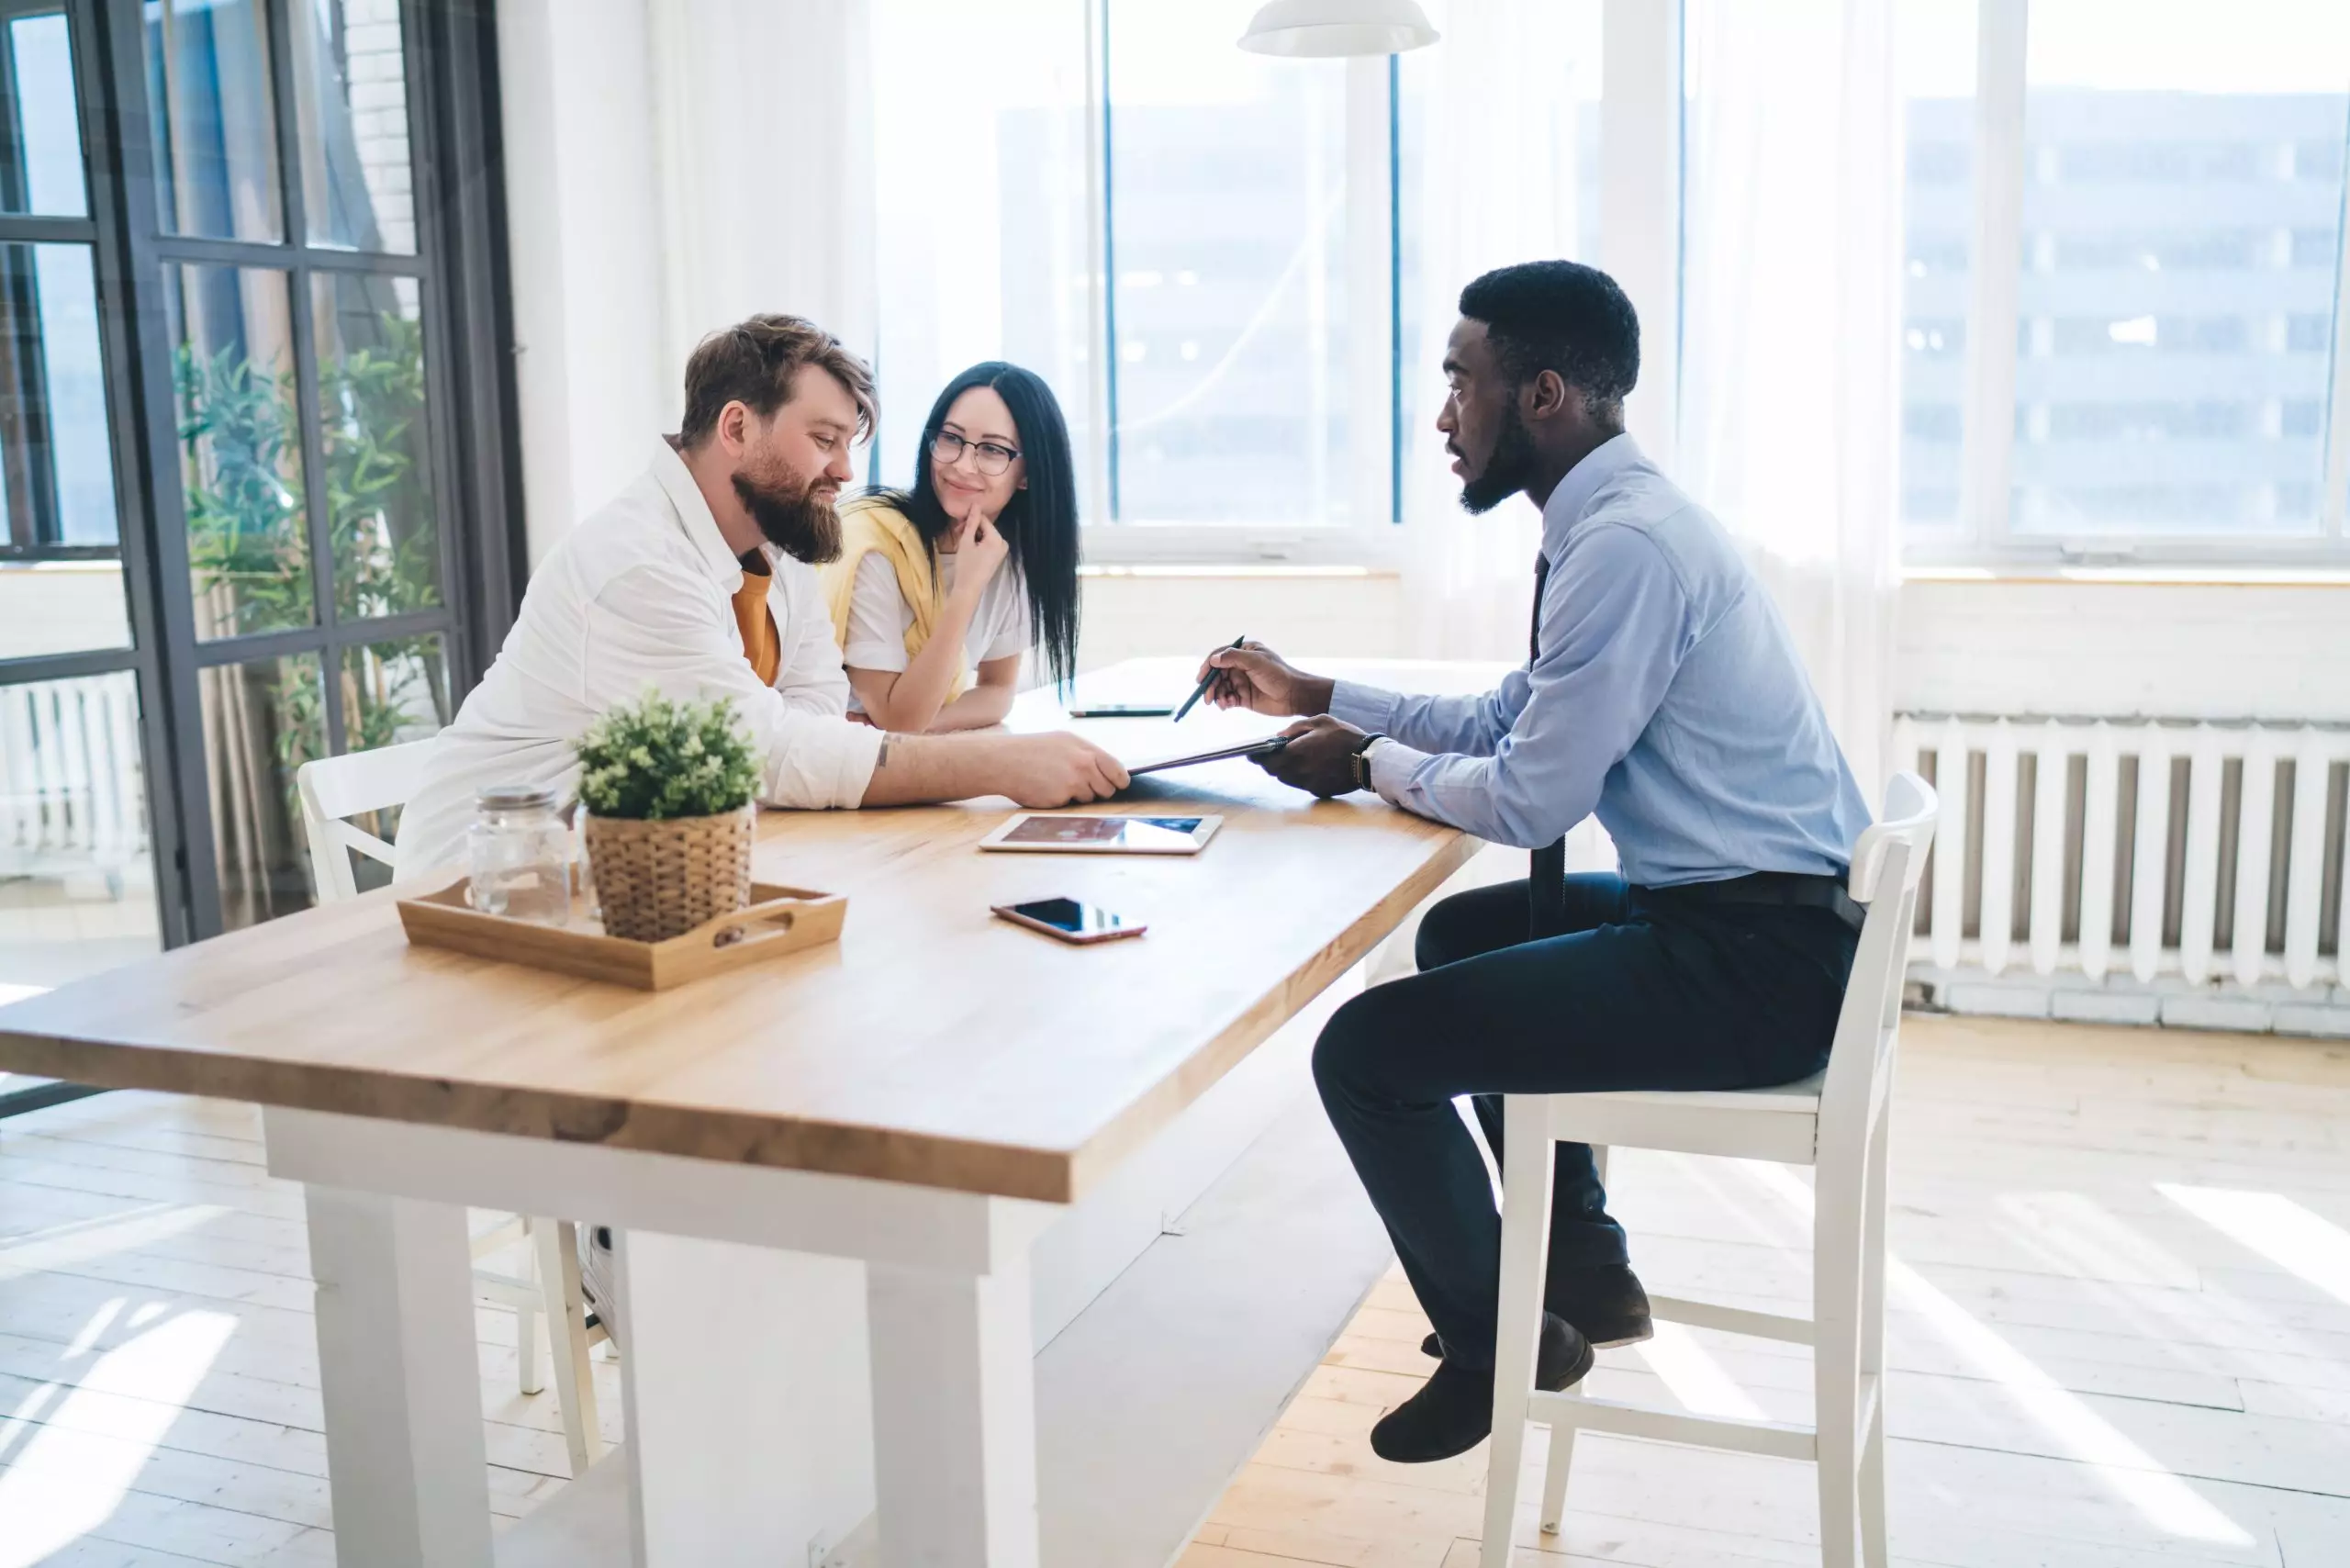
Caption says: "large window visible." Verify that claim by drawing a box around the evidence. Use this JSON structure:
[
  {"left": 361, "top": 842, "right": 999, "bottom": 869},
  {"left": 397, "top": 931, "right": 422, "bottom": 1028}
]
[
  {"left": 1905, "top": 0, "right": 2350, "bottom": 564},
  {"left": 872, "top": 0, "right": 1409, "bottom": 553},
  {"left": 0, "top": 0, "right": 516, "bottom": 1035}
]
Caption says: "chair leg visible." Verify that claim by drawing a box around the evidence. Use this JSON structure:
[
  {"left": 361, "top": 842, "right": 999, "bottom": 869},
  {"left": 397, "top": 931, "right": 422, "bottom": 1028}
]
[
  {"left": 1859, "top": 1106, "right": 1892, "bottom": 1568},
  {"left": 533, "top": 1218, "right": 603, "bottom": 1474},
  {"left": 1815, "top": 1146, "right": 1869, "bottom": 1568},
  {"left": 1538, "top": 1394, "right": 1579, "bottom": 1533},
  {"left": 1481, "top": 1098, "right": 1556, "bottom": 1568},
  {"left": 515, "top": 1223, "right": 547, "bottom": 1397}
]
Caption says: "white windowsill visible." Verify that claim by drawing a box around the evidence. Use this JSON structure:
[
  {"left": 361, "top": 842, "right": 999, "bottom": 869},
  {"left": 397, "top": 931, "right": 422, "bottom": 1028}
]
[
  {"left": 1904, "top": 564, "right": 2350, "bottom": 588},
  {"left": 1080, "top": 562, "right": 1399, "bottom": 580}
]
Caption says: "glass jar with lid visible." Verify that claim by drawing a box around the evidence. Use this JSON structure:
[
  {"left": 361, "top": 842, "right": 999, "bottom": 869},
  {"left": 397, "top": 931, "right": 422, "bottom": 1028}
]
[{"left": 465, "top": 783, "right": 573, "bottom": 924}]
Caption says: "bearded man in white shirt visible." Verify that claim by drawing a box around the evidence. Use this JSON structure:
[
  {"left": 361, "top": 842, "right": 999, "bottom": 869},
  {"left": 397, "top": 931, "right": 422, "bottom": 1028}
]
[{"left": 395, "top": 314, "right": 1126, "bottom": 878}]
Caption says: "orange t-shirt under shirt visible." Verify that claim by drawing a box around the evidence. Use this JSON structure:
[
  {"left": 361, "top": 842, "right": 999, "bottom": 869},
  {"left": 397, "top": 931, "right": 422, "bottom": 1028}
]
[{"left": 732, "top": 552, "right": 780, "bottom": 687}]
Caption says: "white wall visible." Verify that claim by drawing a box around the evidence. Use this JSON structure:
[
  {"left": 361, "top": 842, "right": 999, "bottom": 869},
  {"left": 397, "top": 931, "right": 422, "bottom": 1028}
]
[
  {"left": 0, "top": 564, "right": 131, "bottom": 661},
  {"left": 496, "top": 0, "right": 669, "bottom": 568},
  {"left": 1070, "top": 569, "right": 2350, "bottom": 729},
  {"left": 1076, "top": 569, "right": 1405, "bottom": 676},
  {"left": 498, "top": 0, "right": 878, "bottom": 567},
  {"left": 1897, "top": 578, "right": 2350, "bottom": 723}
]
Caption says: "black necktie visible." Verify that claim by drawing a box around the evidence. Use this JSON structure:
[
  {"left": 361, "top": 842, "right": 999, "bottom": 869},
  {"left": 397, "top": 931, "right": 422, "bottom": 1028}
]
[{"left": 1528, "top": 552, "right": 1566, "bottom": 938}]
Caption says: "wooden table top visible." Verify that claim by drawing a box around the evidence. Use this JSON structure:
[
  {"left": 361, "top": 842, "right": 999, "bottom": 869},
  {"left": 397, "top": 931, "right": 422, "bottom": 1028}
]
[{"left": 0, "top": 659, "right": 1501, "bottom": 1203}]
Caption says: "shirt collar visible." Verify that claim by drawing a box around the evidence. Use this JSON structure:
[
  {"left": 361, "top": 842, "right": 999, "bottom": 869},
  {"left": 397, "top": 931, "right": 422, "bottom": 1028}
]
[
  {"left": 648, "top": 436, "right": 749, "bottom": 590},
  {"left": 1539, "top": 432, "right": 1646, "bottom": 560}
]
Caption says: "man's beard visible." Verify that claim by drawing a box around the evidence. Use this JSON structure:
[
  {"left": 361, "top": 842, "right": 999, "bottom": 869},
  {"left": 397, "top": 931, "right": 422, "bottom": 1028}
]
[
  {"left": 1458, "top": 404, "right": 1538, "bottom": 515},
  {"left": 733, "top": 462, "right": 843, "bottom": 565}
]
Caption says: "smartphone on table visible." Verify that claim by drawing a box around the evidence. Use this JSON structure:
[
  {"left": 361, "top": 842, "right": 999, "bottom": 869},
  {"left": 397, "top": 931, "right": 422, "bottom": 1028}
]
[{"left": 990, "top": 897, "right": 1147, "bottom": 945}]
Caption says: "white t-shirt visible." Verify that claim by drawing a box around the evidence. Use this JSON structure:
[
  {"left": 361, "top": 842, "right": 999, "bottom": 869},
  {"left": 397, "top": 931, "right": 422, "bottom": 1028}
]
[{"left": 842, "top": 550, "right": 1031, "bottom": 712}]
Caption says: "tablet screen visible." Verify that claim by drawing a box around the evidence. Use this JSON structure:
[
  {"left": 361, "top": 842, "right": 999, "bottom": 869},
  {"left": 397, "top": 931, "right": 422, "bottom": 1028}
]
[{"left": 1001, "top": 815, "right": 1204, "bottom": 849}]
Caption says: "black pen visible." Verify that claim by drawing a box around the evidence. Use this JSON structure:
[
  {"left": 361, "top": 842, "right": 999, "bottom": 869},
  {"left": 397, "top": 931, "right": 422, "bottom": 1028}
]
[{"left": 1173, "top": 635, "right": 1247, "bottom": 722}]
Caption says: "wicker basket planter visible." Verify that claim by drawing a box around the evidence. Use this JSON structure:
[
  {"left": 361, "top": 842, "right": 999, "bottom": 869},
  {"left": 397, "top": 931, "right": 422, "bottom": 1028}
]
[{"left": 583, "top": 804, "right": 755, "bottom": 943}]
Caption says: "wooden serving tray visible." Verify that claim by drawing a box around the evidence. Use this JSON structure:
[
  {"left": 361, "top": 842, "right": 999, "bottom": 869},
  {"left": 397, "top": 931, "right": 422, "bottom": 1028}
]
[{"left": 397, "top": 880, "right": 846, "bottom": 991}]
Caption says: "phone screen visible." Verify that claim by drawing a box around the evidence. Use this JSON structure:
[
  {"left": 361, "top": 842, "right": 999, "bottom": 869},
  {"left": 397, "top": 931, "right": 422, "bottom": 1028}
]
[{"left": 1007, "top": 897, "right": 1131, "bottom": 936}]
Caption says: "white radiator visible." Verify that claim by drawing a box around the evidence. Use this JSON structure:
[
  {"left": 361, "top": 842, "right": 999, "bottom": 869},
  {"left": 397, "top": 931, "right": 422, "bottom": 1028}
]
[
  {"left": 1892, "top": 713, "right": 2350, "bottom": 1027},
  {"left": 0, "top": 675, "right": 149, "bottom": 878}
]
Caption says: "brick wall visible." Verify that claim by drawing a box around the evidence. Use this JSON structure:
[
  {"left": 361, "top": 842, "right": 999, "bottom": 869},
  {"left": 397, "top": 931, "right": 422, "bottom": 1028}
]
[{"left": 340, "top": 0, "right": 415, "bottom": 255}]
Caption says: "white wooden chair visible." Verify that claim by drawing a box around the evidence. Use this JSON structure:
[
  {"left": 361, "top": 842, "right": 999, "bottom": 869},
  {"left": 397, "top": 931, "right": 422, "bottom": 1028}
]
[
  {"left": 1481, "top": 774, "right": 1939, "bottom": 1568},
  {"left": 295, "top": 744, "right": 608, "bottom": 1473}
]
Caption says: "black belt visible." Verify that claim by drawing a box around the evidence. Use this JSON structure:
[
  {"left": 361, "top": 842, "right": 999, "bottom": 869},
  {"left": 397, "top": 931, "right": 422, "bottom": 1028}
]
[{"left": 1631, "top": 870, "right": 1864, "bottom": 933}]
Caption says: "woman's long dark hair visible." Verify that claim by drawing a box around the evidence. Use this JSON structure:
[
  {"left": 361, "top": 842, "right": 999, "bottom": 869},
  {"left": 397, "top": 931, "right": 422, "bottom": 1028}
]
[{"left": 871, "top": 362, "right": 1080, "bottom": 687}]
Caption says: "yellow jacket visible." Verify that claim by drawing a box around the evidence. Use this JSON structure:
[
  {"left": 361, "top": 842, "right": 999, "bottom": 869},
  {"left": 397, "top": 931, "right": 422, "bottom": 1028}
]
[{"left": 820, "top": 497, "right": 972, "bottom": 701}]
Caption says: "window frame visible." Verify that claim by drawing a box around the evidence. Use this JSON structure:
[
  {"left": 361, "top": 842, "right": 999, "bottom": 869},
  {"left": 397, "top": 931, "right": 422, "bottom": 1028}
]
[
  {"left": 1909, "top": 0, "right": 2350, "bottom": 571},
  {"left": 1071, "top": 0, "right": 1405, "bottom": 567},
  {"left": 106, "top": 0, "right": 520, "bottom": 940}
]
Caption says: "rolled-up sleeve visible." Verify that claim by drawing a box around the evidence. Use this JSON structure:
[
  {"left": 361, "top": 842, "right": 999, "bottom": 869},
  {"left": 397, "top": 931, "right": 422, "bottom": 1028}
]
[
  {"left": 1365, "top": 525, "right": 1689, "bottom": 848},
  {"left": 586, "top": 566, "right": 882, "bottom": 809}
]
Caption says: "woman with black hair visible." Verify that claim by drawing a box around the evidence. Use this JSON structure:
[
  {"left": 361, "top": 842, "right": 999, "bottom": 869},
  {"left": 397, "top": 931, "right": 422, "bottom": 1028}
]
[{"left": 821, "top": 362, "right": 1080, "bottom": 734}]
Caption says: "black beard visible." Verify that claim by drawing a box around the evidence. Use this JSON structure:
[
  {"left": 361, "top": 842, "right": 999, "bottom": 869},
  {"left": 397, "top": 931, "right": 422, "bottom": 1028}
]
[
  {"left": 1458, "top": 404, "right": 1539, "bottom": 515},
  {"left": 733, "top": 470, "right": 843, "bottom": 565}
]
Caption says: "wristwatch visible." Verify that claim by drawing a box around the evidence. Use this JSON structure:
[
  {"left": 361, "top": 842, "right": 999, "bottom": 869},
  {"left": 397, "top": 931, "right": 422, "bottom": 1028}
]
[{"left": 1348, "top": 733, "right": 1387, "bottom": 794}]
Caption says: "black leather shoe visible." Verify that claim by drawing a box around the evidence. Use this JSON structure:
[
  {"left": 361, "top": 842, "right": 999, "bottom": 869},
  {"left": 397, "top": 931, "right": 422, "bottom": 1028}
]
[
  {"left": 1421, "top": 1264, "right": 1652, "bottom": 1360},
  {"left": 1371, "top": 1311, "right": 1593, "bottom": 1464}
]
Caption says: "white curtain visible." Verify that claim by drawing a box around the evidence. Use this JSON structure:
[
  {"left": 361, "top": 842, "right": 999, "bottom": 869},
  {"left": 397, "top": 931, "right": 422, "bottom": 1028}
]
[
  {"left": 646, "top": 0, "right": 878, "bottom": 410},
  {"left": 1398, "top": 0, "right": 1598, "bottom": 662},
  {"left": 1680, "top": 0, "right": 1904, "bottom": 795}
]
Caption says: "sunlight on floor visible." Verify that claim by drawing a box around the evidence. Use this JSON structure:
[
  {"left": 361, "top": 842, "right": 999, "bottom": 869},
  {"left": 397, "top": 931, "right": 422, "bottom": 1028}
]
[
  {"left": 1632, "top": 1320, "right": 1768, "bottom": 1421},
  {"left": 1737, "top": 1159, "right": 2255, "bottom": 1549},
  {"left": 0, "top": 1204, "right": 230, "bottom": 1283},
  {"left": 0, "top": 1306, "right": 238, "bottom": 1568},
  {"left": 2158, "top": 1183, "right": 2350, "bottom": 1309}
]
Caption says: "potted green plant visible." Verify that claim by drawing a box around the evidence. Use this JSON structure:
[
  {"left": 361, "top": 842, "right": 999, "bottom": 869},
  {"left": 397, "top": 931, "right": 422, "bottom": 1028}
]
[{"left": 574, "top": 691, "right": 762, "bottom": 942}]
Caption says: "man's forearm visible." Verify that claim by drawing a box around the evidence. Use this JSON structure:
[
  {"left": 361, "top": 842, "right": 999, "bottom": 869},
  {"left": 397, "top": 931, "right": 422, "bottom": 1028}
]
[{"left": 856, "top": 731, "right": 1003, "bottom": 805}]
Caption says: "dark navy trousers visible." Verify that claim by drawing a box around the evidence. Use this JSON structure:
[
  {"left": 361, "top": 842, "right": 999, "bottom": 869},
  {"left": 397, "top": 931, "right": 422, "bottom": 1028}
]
[{"left": 1313, "top": 873, "right": 1858, "bottom": 1369}]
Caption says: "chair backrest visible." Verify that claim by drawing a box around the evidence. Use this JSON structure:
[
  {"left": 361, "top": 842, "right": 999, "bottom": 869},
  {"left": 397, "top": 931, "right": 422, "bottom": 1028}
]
[
  {"left": 1815, "top": 772, "right": 1939, "bottom": 1159},
  {"left": 294, "top": 738, "right": 442, "bottom": 904}
]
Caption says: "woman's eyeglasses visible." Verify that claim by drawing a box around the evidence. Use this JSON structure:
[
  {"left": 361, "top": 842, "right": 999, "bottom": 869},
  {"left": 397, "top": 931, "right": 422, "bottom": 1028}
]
[{"left": 931, "top": 429, "right": 1020, "bottom": 477}]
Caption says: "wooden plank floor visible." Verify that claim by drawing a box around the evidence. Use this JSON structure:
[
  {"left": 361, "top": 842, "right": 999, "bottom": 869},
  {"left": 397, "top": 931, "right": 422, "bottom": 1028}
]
[
  {"left": 1, "top": 1014, "right": 2346, "bottom": 1565},
  {"left": 1182, "top": 1016, "right": 2350, "bottom": 1568}
]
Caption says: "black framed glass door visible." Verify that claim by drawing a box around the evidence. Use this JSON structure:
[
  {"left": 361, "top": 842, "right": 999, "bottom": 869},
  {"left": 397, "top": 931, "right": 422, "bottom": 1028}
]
[{"left": 0, "top": 0, "right": 516, "bottom": 1103}]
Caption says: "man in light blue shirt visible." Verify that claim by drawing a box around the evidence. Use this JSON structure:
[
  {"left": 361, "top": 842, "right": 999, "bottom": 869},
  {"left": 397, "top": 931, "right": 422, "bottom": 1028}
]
[{"left": 1199, "top": 261, "right": 1871, "bottom": 1463}]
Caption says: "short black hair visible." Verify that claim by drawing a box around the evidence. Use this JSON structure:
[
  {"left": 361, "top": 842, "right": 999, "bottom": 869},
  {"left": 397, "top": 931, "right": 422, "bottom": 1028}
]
[{"left": 1458, "top": 261, "right": 1639, "bottom": 422}]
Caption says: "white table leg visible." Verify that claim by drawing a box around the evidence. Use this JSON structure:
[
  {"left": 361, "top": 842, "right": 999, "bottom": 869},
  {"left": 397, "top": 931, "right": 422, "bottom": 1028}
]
[
  {"left": 867, "top": 1250, "right": 1040, "bottom": 1567},
  {"left": 303, "top": 1183, "right": 493, "bottom": 1568},
  {"left": 619, "top": 1228, "right": 875, "bottom": 1566}
]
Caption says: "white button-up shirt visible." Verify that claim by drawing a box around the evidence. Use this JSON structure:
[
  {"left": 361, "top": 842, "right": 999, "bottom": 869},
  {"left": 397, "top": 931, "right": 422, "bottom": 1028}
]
[{"left": 394, "top": 440, "right": 885, "bottom": 878}]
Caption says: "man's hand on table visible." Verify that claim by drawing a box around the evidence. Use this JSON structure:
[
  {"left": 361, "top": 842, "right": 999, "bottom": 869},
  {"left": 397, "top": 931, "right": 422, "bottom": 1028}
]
[
  {"left": 1002, "top": 731, "right": 1131, "bottom": 805},
  {"left": 1255, "top": 715, "right": 1372, "bottom": 800},
  {"left": 1197, "top": 641, "right": 1336, "bottom": 718}
]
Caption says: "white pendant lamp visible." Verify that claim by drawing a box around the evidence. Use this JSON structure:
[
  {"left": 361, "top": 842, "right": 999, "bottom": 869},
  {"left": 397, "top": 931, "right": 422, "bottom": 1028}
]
[{"left": 1237, "top": 0, "right": 1438, "bottom": 58}]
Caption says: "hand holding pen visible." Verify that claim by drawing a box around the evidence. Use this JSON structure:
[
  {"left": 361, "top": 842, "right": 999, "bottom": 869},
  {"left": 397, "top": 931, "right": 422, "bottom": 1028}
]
[
  {"left": 1190, "top": 639, "right": 1337, "bottom": 720},
  {"left": 1172, "top": 636, "right": 1247, "bottom": 722}
]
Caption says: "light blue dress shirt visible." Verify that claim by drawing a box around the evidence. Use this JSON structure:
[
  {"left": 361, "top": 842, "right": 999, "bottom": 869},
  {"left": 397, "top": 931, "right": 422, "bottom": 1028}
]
[{"left": 1330, "top": 434, "right": 1871, "bottom": 889}]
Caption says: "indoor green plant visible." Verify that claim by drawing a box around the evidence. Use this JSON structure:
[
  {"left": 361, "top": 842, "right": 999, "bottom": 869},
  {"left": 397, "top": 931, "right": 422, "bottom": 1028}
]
[{"left": 573, "top": 690, "right": 762, "bottom": 941}]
